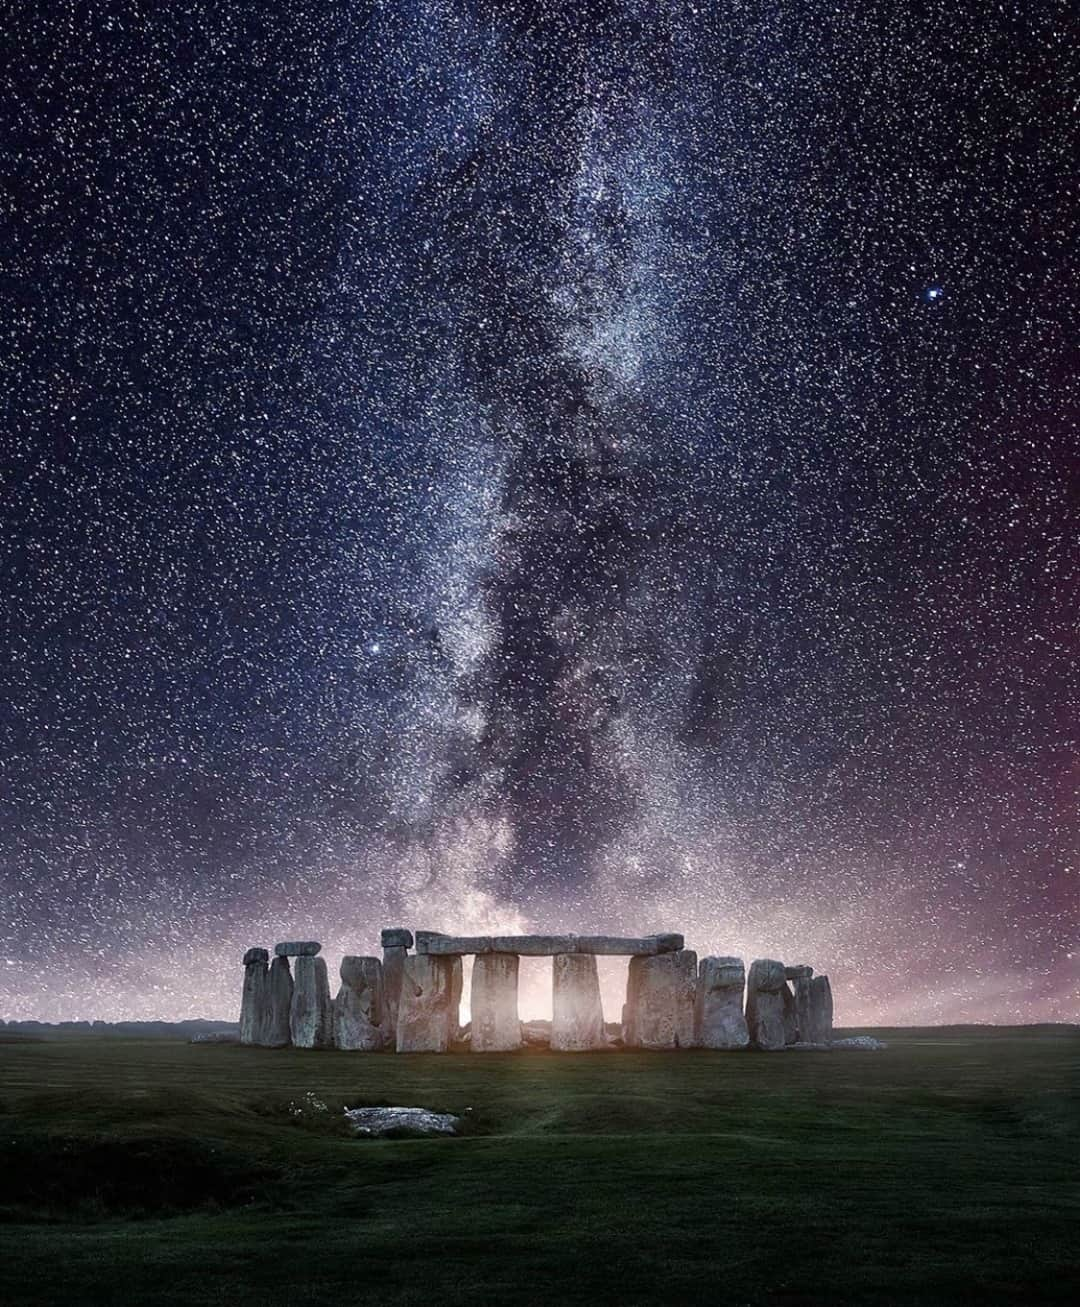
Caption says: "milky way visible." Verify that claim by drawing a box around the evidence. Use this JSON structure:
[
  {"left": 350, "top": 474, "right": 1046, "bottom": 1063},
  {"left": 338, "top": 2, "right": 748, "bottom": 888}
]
[{"left": 3, "top": 1, "right": 1077, "bottom": 1024}]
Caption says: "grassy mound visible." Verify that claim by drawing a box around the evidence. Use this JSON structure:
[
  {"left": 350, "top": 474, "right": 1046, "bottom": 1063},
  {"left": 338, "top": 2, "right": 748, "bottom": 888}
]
[{"left": 0, "top": 1029, "right": 1076, "bottom": 1305}]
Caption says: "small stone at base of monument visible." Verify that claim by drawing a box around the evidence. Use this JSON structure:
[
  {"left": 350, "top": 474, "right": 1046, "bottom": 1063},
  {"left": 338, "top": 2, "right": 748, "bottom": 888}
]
[
  {"left": 831, "top": 1035, "right": 885, "bottom": 1050},
  {"left": 275, "top": 941, "right": 322, "bottom": 957},
  {"left": 380, "top": 928, "right": 414, "bottom": 949},
  {"left": 344, "top": 1106, "right": 461, "bottom": 1137},
  {"left": 242, "top": 947, "right": 269, "bottom": 966},
  {"left": 521, "top": 1020, "right": 551, "bottom": 1048},
  {"left": 190, "top": 1030, "right": 240, "bottom": 1044}
]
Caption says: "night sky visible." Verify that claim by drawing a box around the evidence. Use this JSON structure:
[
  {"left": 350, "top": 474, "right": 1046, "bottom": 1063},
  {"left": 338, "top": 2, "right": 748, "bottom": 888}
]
[{"left": 3, "top": 0, "right": 1077, "bottom": 1025}]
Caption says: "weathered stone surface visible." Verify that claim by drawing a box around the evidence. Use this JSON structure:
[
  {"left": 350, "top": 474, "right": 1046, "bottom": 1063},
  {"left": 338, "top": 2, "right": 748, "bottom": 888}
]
[
  {"left": 290, "top": 955, "right": 333, "bottom": 1048},
  {"left": 382, "top": 942, "right": 410, "bottom": 1047},
  {"left": 746, "top": 958, "right": 787, "bottom": 1050},
  {"left": 396, "top": 954, "right": 458, "bottom": 1053},
  {"left": 344, "top": 1106, "right": 460, "bottom": 1136},
  {"left": 675, "top": 950, "right": 698, "bottom": 1046},
  {"left": 333, "top": 955, "right": 385, "bottom": 1051},
  {"left": 491, "top": 934, "right": 577, "bottom": 956},
  {"left": 782, "top": 981, "right": 798, "bottom": 1044},
  {"left": 416, "top": 931, "right": 497, "bottom": 955},
  {"left": 793, "top": 973, "right": 834, "bottom": 1045},
  {"left": 551, "top": 954, "right": 606, "bottom": 1050},
  {"left": 624, "top": 950, "right": 698, "bottom": 1048},
  {"left": 265, "top": 955, "right": 293, "bottom": 1047},
  {"left": 274, "top": 941, "right": 322, "bottom": 957},
  {"left": 831, "top": 1035, "right": 884, "bottom": 1050},
  {"left": 695, "top": 956, "right": 749, "bottom": 1049},
  {"left": 415, "top": 931, "right": 684, "bottom": 957},
  {"left": 576, "top": 933, "right": 685, "bottom": 955},
  {"left": 239, "top": 956, "right": 269, "bottom": 1045},
  {"left": 448, "top": 955, "right": 463, "bottom": 1041},
  {"left": 380, "top": 928, "right": 413, "bottom": 949},
  {"left": 242, "top": 947, "right": 269, "bottom": 966},
  {"left": 471, "top": 953, "right": 521, "bottom": 1052},
  {"left": 785, "top": 964, "right": 813, "bottom": 981},
  {"left": 809, "top": 974, "right": 834, "bottom": 1043}
]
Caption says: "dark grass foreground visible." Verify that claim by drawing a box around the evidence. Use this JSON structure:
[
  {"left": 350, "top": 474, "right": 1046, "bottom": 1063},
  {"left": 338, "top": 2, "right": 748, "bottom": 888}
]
[{"left": 0, "top": 1028, "right": 1077, "bottom": 1305}]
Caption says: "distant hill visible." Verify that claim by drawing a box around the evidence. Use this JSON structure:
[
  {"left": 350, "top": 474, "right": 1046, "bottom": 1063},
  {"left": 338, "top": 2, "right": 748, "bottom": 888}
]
[{"left": 0, "top": 1019, "right": 239, "bottom": 1042}]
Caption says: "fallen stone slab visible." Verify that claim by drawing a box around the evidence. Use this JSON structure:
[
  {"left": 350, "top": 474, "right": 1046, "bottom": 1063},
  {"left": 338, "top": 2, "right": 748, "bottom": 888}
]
[
  {"left": 275, "top": 941, "right": 322, "bottom": 957},
  {"left": 344, "top": 1106, "right": 461, "bottom": 1137},
  {"left": 831, "top": 1036, "right": 886, "bottom": 1050}
]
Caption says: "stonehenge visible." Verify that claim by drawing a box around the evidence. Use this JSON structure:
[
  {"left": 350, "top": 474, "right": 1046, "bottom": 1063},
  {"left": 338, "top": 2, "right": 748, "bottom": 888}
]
[{"left": 237, "top": 932, "right": 838, "bottom": 1055}]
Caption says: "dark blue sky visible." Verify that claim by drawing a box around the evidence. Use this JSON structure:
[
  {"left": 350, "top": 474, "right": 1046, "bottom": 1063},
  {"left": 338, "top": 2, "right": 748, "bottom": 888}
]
[{"left": 2, "top": 0, "right": 1076, "bottom": 1022}]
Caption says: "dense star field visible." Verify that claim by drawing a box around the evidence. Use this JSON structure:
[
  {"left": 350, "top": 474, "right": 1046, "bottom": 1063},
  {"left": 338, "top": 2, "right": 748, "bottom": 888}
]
[{"left": 2, "top": 1, "right": 1077, "bottom": 1024}]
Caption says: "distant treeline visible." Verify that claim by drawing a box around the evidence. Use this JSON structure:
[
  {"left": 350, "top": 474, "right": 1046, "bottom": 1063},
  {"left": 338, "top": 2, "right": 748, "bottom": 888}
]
[{"left": 0, "top": 1019, "right": 239, "bottom": 1042}]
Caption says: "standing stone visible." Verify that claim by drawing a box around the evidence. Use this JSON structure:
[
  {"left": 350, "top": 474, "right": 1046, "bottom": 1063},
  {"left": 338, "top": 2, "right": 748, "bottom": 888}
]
[
  {"left": 448, "top": 955, "right": 463, "bottom": 1042},
  {"left": 745, "top": 958, "right": 787, "bottom": 1051},
  {"left": 624, "top": 950, "right": 698, "bottom": 1049},
  {"left": 551, "top": 953, "right": 606, "bottom": 1050},
  {"left": 396, "top": 953, "right": 458, "bottom": 1053},
  {"left": 265, "top": 954, "right": 293, "bottom": 1047},
  {"left": 290, "top": 955, "right": 333, "bottom": 1049},
  {"left": 695, "top": 956, "right": 749, "bottom": 1049},
  {"left": 782, "top": 981, "right": 798, "bottom": 1044},
  {"left": 813, "top": 975, "right": 834, "bottom": 1042},
  {"left": 471, "top": 953, "right": 521, "bottom": 1052},
  {"left": 239, "top": 949, "right": 269, "bottom": 1045},
  {"left": 797, "top": 974, "right": 834, "bottom": 1044},
  {"left": 333, "top": 956, "right": 386, "bottom": 1051},
  {"left": 381, "top": 927, "right": 413, "bottom": 1048},
  {"left": 674, "top": 949, "right": 698, "bottom": 1047}
]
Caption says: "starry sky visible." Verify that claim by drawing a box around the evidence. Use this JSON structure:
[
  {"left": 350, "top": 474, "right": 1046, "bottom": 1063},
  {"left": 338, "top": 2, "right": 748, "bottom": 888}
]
[{"left": 3, "top": 0, "right": 1078, "bottom": 1025}]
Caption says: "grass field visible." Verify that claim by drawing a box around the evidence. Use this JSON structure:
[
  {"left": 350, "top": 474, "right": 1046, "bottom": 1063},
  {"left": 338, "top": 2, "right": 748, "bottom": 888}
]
[{"left": 1, "top": 1028, "right": 1077, "bottom": 1305}]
